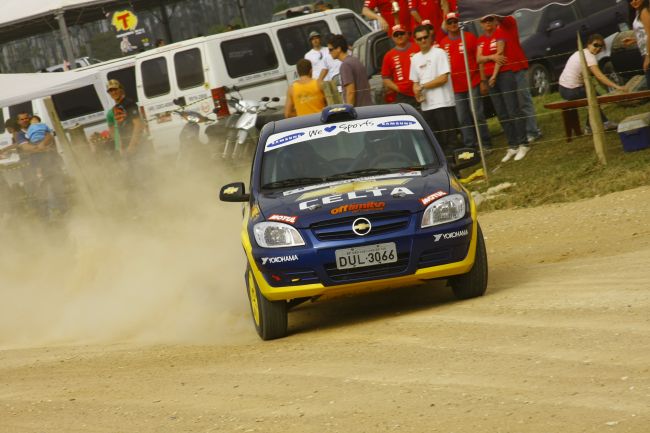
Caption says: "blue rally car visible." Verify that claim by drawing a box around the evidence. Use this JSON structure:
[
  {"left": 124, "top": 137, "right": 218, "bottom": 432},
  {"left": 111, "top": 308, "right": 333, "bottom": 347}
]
[{"left": 220, "top": 104, "right": 488, "bottom": 340}]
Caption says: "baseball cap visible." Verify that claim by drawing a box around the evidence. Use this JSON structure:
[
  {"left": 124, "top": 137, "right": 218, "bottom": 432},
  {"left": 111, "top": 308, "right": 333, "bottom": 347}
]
[
  {"left": 308, "top": 30, "right": 321, "bottom": 39},
  {"left": 446, "top": 12, "right": 459, "bottom": 21},
  {"left": 106, "top": 79, "right": 122, "bottom": 91},
  {"left": 421, "top": 19, "right": 432, "bottom": 26},
  {"left": 391, "top": 24, "right": 406, "bottom": 34}
]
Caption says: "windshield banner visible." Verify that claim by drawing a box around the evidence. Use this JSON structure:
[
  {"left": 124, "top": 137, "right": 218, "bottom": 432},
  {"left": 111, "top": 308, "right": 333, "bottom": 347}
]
[{"left": 264, "top": 115, "right": 423, "bottom": 153}]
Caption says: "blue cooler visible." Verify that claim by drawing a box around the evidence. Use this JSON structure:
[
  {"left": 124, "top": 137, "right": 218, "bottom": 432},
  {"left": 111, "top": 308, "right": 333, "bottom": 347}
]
[{"left": 617, "top": 113, "right": 650, "bottom": 152}]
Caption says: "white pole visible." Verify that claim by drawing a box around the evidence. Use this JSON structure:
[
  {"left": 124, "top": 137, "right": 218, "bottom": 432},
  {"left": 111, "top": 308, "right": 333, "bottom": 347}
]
[{"left": 460, "top": 24, "right": 489, "bottom": 182}]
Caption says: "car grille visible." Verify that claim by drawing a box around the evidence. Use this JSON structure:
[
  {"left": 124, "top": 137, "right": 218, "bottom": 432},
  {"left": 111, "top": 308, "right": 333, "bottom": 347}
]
[
  {"left": 311, "top": 211, "right": 411, "bottom": 241},
  {"left": 324, "top": 253, "right": 410, "bottom": 283}
]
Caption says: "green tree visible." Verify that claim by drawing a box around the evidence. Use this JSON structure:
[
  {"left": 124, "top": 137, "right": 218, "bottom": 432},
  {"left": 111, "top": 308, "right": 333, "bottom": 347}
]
[{"left": 89, "top": 31, "right": 122, "bottom": 61}]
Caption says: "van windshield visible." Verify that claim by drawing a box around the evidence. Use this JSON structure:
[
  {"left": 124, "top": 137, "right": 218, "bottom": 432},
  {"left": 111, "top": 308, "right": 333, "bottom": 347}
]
[
  {"left": 260, "top": 115, "right": 440, "bottom": 190},
  {"left": 514, "top": 9, "right": 542, "bottom": 39}
]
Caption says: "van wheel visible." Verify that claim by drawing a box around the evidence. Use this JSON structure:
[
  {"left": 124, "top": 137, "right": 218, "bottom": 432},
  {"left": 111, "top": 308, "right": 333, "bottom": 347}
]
[
  {"left": 449, "top": 224, "right": 488, "bottom": 300},
  {"left": 245, "top": 266, "right": 288, "bottom": 340},
  {"left": 528, "top": 63, "right": 551, "bottom": 96}
]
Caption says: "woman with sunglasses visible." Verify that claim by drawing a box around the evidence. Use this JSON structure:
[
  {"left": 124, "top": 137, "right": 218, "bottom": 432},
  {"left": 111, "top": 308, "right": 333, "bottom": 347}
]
[
  {"left": 558, "top": 34, "right": 625, "bottom": 133},
  {"left": 623, "top": 0, "right": 650, "bottom": 89}
]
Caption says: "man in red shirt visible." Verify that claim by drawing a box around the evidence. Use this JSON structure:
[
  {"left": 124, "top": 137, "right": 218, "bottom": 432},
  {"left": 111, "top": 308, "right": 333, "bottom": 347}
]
[
  {"left": 497, "top": 15, "right": 542, "bottom": 142},
  {"left": 439, "top": 12, "right": 491, "bottom": 149},
  {"left": 408, "top": 0, "right": 455, "bottom": 42},
  {"left": 477, "top": 14, "right": 528, "bottom": 162},
  {"left": 362, "top": 0, "right": 411, "bottom": 36},
  {"left": 381, "top": 24, "right": 420, "bottom": 105}
]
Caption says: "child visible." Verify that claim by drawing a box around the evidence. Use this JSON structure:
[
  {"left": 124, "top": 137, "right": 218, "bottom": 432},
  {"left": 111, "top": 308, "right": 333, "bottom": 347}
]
[{"left": 26, "top": 115, "right": 52, "bottom": 148}]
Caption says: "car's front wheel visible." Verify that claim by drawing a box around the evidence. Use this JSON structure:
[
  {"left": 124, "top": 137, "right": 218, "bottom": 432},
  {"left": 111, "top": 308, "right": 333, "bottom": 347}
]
[
  {"left": 246, "top": 266, "right": 288, "bottom": 340},
  {"left": 449, "top": 223, "right": 488, "bottom": 300},
  {"left": 528, "top": 63, "right": 551, "bottom": 96}
]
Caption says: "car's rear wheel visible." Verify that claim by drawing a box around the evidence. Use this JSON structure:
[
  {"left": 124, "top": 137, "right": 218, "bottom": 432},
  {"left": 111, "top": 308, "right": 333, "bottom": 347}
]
[
  {"left": 246, "top": 266, "right": 288, "bottom": 340},
  {"left": 528, "top": 63, "right": 551, "bottom": 96},
  {"left": 449, "top": 223, "right": 488, "bottom": 300}
]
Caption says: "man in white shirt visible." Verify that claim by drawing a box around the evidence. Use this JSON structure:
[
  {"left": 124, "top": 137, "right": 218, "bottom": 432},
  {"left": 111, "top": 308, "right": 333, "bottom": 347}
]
[
  {"left": 409, "top": 24, "right": 458, "bottom": 156},
  {"left": 304, "top": 31, "right": 331, "bottom": 82}
]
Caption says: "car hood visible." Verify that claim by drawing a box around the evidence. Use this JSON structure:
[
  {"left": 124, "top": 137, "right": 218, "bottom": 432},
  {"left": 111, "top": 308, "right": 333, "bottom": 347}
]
[{"left": 255, "top": 169, "right": 451, "bottom": 228}]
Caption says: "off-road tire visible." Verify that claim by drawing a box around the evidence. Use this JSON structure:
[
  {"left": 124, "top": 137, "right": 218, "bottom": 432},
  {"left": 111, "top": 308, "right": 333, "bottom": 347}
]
[
  {"left": 449, "top": 223, "right": 488, "bottom": 300},
  {"left": 245, "top": 266, "right": 288, "bottom": 340}
]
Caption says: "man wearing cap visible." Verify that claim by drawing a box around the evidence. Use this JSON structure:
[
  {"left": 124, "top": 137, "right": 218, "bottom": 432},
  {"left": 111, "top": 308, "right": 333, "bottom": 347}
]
[
  {"left": 439, "top": 12, "right": 492, "bottom": 149},
  {"left": 410, "top": 24, "right": 458, "bottom": 156},
  {"left": 304, "top": 31, "right": 331, "bottom": 82},
  {"left": 106, "top": 79, "right": 145, "bottom": 157},
  {"left": 381, "top": 24, "right": 420, "bottom": 106}
]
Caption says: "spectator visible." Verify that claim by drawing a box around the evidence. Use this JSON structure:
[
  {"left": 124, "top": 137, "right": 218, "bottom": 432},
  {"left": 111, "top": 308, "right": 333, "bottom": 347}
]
[
  {"left": 409, "top": 25, "right": 458, "bottom": 156},
  {"left": 314, "top": 0, "right": 333, "bottom": 12},
  {"left": 496, "top": 15, "right": 542, "bottom": 143},
  {"left": 477, "top": 15, "right": 528, "bottom": 162},
  {"left": 304, "top": 31, "right": 330, "bottom": 81},
  {"left": 381, "top": 24, "right": 420, "bottom": 106},
  {"left": 558, "top": 34, "right": 624, "bottom": 133},
  {"left": 15, "top": 112, "right": 68, "bottom": 219},
  {"left": 439, "top": 12, "right": 492, "bottom": 150},
  {"left": 155, "top": 38, "right": 166, "bottom": 47},
  {"left": 284, "top": 59, "right": 328, "bottom": 117},
  {"left": 362, "top": 0, "right": 411, "bottom": 36},
  {"left": 328, "top": 34, "right": 373, "bottom": 106},
  {"left": 408, "top": 0, "right": 455, "bottom": 42},
  {"left": 106, "top": 79, "right": 146, "bottom": 157},
  {"left": 624, "top": 0, "right": 650, "bottom": 89}
]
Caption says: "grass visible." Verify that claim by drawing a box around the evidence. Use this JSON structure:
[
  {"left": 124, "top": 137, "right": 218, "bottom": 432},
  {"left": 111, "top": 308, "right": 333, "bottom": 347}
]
[{"left": 464, "top": 90, "right": 650, "bottom": 211}]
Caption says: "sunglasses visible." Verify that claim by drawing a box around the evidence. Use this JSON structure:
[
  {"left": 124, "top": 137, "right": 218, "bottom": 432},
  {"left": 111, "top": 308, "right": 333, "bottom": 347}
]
[
  {"left": 481, "top": 17, "right": 495, "bottom": 23},
  {"left": 415, "top": 35, "right": 430, "bottom": 42},
  {"left": 446, "top": 19, "right": 459, "bottom": 25},
  {"left": 393, "top": 31, "right": 406, "bottom": 37},
  {"left": 107, "top": 88, "right": 120, "bottom": 93},
  {"left": 592, "top": 43, "right": 604, "bottom": 48}
]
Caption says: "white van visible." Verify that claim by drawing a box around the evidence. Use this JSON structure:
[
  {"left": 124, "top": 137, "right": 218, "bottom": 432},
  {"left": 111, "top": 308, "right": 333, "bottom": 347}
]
[{"left": 135, "top": 8, "right": 372, "bottom": 154}]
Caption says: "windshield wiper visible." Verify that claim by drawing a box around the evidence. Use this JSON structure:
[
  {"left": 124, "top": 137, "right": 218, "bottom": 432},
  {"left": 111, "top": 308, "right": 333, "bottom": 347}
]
[
  {"left": 262, "top": 177, "right": 325, "bottom": 190},
  {"left": 325, "top": 168, "right": 394, "bottom": 181}
]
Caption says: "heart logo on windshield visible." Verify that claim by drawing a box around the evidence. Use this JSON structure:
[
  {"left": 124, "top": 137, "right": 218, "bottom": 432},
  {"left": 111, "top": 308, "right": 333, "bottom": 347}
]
[{"left": 324, "top": 125, "right": 336, "bottom": 133}]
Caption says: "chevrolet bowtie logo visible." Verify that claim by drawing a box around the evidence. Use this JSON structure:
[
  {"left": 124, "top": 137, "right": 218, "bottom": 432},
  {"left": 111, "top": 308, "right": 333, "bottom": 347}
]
[
  {"left": 223, "top": 186, "right": 239, "bottom": 195},
  {"left": 458, "top": 151, "right": 474, "bottom": 160},
  {"left": 352, "top": 217, "right": 372, "bottom": 236}
]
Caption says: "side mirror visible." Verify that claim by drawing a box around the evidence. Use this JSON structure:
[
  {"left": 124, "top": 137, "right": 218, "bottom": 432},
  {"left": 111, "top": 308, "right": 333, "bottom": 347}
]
[
  {"left": 271, "top": 97, "right": 280, "bottom": 102},
  {"left": 220, "top": 182, "right": 250, "bottom": 202},
  {"left": 261, "top": 96, "right": 270, "bottom": 102},
  {"left": 546, "top": 20, "right": 564, "bottom": 32},
  {"left": 450, "top": 148, "right": 481, "bottom": 172},
  {"left": 173, "top": 96, "right": 187, "bottom": 107}
]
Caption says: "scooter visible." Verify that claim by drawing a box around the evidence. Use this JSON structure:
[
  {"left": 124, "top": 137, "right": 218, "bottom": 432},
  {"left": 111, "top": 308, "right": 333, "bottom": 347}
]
[
  {"left": 221, "top": 86, "right": 280, "bottom": 159},
  {"left": 173, "top": 97, "right": 218, "bottom": 171}
]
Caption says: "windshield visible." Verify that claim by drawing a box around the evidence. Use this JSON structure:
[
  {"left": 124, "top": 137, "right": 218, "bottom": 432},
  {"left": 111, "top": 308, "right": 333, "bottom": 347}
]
[
  {"left": 513, "top": 9, "right": 542, "bottom": 39},
  {"left": 260, "top": 115, "right": 440, "bottom": 190}
]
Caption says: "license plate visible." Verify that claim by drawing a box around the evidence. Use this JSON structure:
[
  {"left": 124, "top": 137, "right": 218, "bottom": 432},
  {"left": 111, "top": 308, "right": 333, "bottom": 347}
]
[{"left": 335, "top": 242, "right": 397, "bottom": 270}]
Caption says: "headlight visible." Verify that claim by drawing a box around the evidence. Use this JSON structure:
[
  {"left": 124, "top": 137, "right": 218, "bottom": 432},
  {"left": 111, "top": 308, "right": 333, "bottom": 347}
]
[
  {"left": 421, "top": 194, "right": 466, "bottom": 228},
  {"left": 253, "top": 222, "right": 305, "bottom": 248}
]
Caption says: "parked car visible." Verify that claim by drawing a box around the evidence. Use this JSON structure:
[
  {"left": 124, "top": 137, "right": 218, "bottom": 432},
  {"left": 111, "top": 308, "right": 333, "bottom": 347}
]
[
  {"left": 219, "top": 103, "right": 487, "bottom": 340},
  {"left": 515, "top": 0, "right": 631, "bottom": 95}
]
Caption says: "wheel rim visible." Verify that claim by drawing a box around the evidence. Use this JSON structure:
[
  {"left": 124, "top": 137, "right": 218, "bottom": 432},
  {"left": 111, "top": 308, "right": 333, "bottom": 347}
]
[
  {"left": 248, "top": 271, "right": 261, "bottom": 326},
  {"left": 533, "top": 69, "right": 548, "bottom": 94}
]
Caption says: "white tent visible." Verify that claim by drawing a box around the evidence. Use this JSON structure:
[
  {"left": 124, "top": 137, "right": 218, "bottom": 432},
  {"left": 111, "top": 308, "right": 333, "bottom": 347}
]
[{"left": 0, "top": 70, "right": 100, "bottom": 107}]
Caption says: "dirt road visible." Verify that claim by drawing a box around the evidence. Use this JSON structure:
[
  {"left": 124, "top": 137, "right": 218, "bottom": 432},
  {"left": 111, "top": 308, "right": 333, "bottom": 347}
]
[{"left": 2, "top": 185, "right": 650, "bottom": 433}]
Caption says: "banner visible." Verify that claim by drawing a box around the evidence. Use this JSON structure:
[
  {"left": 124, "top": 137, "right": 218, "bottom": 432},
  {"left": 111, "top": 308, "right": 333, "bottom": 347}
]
[
  {"left": 109, "top": 8, "right": 152, "bottom": 54},
  {"left": 456, "top": 0, "right": 576, "bottom": 21}
]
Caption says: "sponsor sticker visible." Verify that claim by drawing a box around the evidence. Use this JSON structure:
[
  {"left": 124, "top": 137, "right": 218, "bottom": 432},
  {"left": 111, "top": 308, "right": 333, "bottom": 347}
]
[
  {"left": 299, "top": 187, "right": 414, "bottom": 211},
  {"left": 268, "top": 214, "right": 298, "bottom": 224},
  {"left": 264, "top": 115, "right": 423, "bottom": 152},
  {"left": 420, "top": 190, "right": 448, "bottom": 206},
  {"left": 330, "top": 201, "right": 385, "bottom": 215},
  {"left": 433, "top": 229, "right": 468, "bottom": 242},
  {"left": 261, "top": 255, "right": 299, "bottom": 265}
]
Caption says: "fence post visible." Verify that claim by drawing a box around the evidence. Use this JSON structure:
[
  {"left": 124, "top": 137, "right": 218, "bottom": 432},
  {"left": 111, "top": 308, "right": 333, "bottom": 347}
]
[{"left": 577, "top": 34, "right": 607, "bottom": 165}]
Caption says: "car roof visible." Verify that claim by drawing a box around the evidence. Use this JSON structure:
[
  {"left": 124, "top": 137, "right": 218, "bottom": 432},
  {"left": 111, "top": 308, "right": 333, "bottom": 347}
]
[{"left": 267, "top": 103, "right": 416, "bottom": 135}]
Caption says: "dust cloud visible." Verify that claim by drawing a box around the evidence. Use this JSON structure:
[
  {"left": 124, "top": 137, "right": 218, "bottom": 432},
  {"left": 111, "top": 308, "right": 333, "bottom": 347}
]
[{"left": 0, "top": 147, "right": 256, "bottom": 349}]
